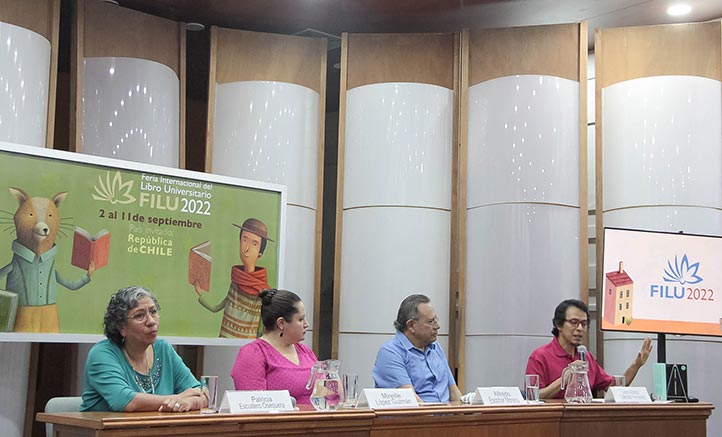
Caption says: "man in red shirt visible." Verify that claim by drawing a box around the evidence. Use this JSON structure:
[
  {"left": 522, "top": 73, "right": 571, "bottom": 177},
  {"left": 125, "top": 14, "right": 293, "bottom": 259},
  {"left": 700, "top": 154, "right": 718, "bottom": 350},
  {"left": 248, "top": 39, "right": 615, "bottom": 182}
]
[{"left": 526, "top": 299, "right": 652, "bottom": 399}]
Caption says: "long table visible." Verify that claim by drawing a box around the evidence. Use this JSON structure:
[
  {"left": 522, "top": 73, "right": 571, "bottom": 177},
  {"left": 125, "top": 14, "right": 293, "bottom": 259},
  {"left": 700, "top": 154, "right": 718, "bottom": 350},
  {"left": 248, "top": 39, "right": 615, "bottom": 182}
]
[{"left": 37, "top": 402, "right": 713, "bottom": 437}]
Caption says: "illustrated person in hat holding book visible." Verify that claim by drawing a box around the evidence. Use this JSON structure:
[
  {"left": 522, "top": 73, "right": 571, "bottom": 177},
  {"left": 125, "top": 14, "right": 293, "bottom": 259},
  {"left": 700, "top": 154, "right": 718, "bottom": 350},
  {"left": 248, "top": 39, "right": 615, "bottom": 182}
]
[{"left": 194, "top": 218, "right": 273, "bottom": 338}]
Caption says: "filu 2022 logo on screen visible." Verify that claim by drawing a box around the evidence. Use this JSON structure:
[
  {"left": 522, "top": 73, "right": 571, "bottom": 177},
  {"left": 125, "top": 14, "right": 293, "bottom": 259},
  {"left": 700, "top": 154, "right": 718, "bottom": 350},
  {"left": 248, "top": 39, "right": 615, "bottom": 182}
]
[{"left": 649, "top": 254, "right": 714, "bottom": 301}]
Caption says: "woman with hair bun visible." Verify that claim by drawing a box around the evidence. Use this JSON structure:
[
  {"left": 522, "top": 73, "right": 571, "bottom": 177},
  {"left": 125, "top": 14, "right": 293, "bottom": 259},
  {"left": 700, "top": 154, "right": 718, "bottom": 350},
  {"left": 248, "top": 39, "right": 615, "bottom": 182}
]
[{"left": 231, "top": 288, "right": 317, "bottom": 404}]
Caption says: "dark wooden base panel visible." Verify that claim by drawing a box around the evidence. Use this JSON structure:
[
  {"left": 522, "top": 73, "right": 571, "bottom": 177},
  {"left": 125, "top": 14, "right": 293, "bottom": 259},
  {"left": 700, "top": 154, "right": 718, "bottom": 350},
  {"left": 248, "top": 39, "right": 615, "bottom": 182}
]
[{"left": 38, "top": 402, "right": 713, "bottom": 437}]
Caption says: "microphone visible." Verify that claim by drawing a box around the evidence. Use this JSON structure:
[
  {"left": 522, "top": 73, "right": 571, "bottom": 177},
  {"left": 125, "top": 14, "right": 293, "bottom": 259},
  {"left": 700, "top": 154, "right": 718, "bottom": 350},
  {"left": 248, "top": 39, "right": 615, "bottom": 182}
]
[{"left": 578, "top": 345, "right": 588, "bottom": 362}]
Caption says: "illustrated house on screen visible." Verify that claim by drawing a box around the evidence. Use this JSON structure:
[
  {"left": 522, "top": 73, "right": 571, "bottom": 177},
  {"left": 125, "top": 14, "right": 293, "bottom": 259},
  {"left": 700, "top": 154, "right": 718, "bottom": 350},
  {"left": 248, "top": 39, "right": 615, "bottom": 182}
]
[{"left": 604, "top": 261, "right": 634, "bottom": 325}]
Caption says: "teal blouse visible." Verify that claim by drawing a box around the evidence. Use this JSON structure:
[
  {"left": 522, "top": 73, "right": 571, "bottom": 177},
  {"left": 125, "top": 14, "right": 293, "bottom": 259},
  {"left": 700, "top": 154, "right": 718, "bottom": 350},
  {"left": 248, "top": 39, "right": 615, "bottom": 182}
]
[{"left": 81, "top": 338, "right": 200, "bottom": 412}]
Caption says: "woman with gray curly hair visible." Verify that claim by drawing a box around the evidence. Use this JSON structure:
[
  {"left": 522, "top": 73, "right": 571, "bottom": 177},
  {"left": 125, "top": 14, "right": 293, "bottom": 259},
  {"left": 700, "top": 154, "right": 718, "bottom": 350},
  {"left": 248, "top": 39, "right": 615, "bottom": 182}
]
[{"left": 80, "top": 286, "right": 204, "bottom": 412}]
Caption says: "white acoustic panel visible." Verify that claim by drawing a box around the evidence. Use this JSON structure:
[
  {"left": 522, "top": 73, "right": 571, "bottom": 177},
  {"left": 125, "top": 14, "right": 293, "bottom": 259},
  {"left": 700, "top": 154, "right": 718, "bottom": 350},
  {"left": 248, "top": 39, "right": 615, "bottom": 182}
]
[
  {"left": 212, "top": 81, "right": 320, "bottom": 209},
  {"left": 338, "top": 333, "right": 394, "bottom": 392},
  {"left": 603, "top": 207, "right": 722, "bottom": 237},
  {"left": 588, "top": 213, "right": 596, "bottom": 240},
  {"left": 587, "top": 76, "right": 595, "bottom": 124},
  {"left": 0, "top": 22, "right": 51, "bottom": 147},
  {"left": 203, "top": 344, "right": 249, "bottom": 395},
  {"left": 344, "top": 82, "right": 453, "bottom": 209},
  {"left": 602, "top": 76, "right": 722, "bottom": 211},
  {"left": 0, "top": 342, "right": 31, "bottom": 436},
  {"left": 283, "top": 205, "right": 316, "bottom": 329},
  {"left": 658, "top": 338, "right": 722, "bottom": 435},
  {"left": 82, "top": 57, "right": 179, "bottom": 167},
  {"left": 339, "top": 207, "right": 450, "bottom": 334},
  {"left": 75, "top": 343, "right": 92, "bottom": 394},
  {"left": 464, "top": 335, "right": 548, "bottom": 392},
  {"left": 602, "top": 329, "right": 656, "bottom": 341},
  {"left": 587, "top": 242, "right": 596, "bottom": 290},
  {"left": 601, "top": 336, "right": 655, "bottom": 396},
  {"left": 604, "top": 329, "right": 722, "bottom": 434},
  {"left": 338, "top": 333, "right": 451, "bottom": 393},
  {"left": 467, "top": 75, "right": 580, "bottom": 207},
  {"left": 465, "top": 203, "right": 579, "bottom": 334}
]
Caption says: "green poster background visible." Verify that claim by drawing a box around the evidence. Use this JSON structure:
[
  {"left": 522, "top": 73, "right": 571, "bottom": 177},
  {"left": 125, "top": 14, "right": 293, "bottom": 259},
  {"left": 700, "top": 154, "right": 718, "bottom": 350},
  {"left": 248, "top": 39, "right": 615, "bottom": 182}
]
[{"left": 0, "top": 143, "right": 283, "bottom": 340}]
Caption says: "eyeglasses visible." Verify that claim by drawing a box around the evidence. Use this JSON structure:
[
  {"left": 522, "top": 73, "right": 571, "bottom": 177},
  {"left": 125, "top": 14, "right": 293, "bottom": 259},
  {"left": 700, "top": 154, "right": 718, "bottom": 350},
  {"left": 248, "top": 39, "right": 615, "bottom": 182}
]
[
  {"left": 127, "top": 308, "right": 160, "bottom": 323},
  {"left": 413, "top": 317, "right": 440, "bottom": 327},
  {"left": 565, "top": 318, "right": 589, "bottom": 329}
]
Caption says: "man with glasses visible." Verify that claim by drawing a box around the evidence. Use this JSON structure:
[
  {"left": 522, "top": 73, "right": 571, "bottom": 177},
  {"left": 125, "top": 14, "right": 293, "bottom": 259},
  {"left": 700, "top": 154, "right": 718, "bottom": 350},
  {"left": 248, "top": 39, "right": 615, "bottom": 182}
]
[
  {"left": 526, "top": 299, "right": 652, "bottom": 399},
  {"left": 372, "top": 294, "right": 462, "bottom": 403}
]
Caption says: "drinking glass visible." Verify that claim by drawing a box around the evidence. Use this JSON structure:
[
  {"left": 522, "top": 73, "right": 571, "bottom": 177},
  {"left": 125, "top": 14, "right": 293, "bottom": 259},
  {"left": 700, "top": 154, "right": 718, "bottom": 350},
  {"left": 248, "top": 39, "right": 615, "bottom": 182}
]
[
  {"left": 342, "top": 374, "right": 359, "bottom": 408},
  {"left": 200, "top": 375, "right": 219, "bottom": 414},
  {"left": 613, "top": 375, "right": 626, "bottom": 387},
  {"left": 525, "top": 374, "right": 540, "bottom": 403}
]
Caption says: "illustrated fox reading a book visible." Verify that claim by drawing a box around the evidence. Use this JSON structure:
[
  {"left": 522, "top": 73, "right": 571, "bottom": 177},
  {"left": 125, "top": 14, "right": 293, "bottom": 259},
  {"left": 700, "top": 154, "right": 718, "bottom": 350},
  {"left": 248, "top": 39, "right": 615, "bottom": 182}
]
[
  {"left": 0, "top": 187, "right": 109, "bottom": 333},
  {"left": 191, "top": 217, "right": 274, "bottom": 339}
]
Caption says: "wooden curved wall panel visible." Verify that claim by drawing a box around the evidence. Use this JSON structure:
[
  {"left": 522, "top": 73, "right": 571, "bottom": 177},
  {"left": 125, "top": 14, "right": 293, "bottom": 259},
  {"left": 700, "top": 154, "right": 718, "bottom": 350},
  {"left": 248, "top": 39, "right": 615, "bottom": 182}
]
[
  {"left": 468, "top": 23, "right": 581, "bottom": 85},
  {"left": 461, "top": 23, "right": 587, "bottom": 390},
  {"left": 213, "top": 27, "right": 326, "bottom": 93},
  {"left": 79, "top": 0, "right": 182, "bottom": 75},
  {"left": 71, "top": 0, "right": 185, "bottom": 164},
  {"left": 596, "top": 22, "right": 721, "bottom": 88},
  {"left": 0, "top": 0, "right": 60, "bottom": 148},
  {"left": 206, "top": 27, "right": 327, "bottom": 349},
  {"left": 0, "top": 0, "right": 57, "bottom": 40},
  {"left": 334, "top": 32, "right": 459, "bottom": 389},
  {"left": 345, "top": 33, "right": 456, "bottom": 89}
]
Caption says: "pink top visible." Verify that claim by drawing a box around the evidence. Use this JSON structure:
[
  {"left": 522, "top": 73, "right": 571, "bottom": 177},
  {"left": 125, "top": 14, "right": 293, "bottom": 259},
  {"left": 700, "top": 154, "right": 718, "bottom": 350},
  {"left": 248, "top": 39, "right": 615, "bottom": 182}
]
[
  {"left": 526, "top": 337, "right": 613, "bottom": 399},
  {"left": 231, "top": 338, "right": 318, "bottom": 404}
]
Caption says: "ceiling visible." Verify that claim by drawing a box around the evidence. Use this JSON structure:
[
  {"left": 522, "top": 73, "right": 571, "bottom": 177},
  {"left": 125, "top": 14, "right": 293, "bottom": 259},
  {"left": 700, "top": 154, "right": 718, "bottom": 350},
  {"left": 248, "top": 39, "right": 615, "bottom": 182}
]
[
  {"left": 104, "top": 0, "right": 722, "bottom": 110},
  {"left": 117, "top": 0, "right": 722, "bottom": 45}
]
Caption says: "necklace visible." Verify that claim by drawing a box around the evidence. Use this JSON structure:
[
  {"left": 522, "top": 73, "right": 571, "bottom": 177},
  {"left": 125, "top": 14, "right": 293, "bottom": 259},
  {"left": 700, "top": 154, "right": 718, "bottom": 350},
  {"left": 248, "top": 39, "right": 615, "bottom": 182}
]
[{"left": 123, "top": 346, "right": 155, "bottom": 394}]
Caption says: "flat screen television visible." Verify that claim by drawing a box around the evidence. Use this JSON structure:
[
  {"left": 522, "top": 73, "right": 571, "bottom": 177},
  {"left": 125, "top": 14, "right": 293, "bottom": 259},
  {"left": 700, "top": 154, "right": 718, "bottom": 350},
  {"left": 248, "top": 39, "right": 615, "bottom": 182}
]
[{"left": 601, "top": 227, "right": 722, "bottom": 337}]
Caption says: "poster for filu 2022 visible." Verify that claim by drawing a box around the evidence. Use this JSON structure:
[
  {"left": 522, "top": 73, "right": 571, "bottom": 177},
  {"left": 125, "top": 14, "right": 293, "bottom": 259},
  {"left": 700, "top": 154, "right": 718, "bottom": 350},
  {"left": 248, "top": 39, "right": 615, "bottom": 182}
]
[{"left": 0, "top": 141, "right": 285, "bottom": 343}]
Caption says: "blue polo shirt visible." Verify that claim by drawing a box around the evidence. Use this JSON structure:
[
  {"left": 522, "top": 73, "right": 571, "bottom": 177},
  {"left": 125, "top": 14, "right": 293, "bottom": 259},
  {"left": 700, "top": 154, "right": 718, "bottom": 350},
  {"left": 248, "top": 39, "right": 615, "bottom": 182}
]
[{"left": 372, "top": 331, "right": 456, "bottom": 402}]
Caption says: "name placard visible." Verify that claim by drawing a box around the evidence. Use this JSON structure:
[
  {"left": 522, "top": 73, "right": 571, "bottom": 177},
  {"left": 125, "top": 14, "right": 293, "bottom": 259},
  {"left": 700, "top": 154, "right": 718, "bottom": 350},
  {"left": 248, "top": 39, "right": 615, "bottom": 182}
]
[
  {"left": 475, "top": 387, "right": 526, "bottom": 405},
  {"left": 358, "top": 388, "right": 419, "bottom": 409},
  {"left": 220, "top": 390, "right": 294, "bottom": 414},
  {"left": 604, "top": 386, "right": 652, "bottom": 403}
]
